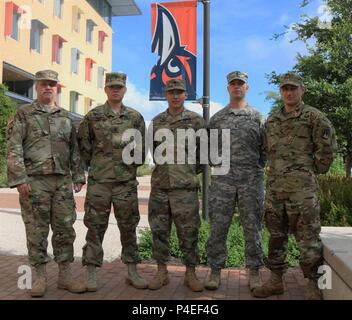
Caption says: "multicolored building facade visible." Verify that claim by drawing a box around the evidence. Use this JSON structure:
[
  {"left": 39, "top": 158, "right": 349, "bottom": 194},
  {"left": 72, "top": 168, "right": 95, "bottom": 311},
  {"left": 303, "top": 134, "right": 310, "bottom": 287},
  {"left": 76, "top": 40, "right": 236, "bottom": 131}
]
[{"left": 0, "top": 0, "right": 141, "bottom": 115}]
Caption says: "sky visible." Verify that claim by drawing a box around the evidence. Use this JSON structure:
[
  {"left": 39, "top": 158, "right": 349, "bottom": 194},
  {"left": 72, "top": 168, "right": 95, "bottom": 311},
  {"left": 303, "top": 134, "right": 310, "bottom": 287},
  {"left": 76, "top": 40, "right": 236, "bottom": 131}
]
[{"left": 111, "top": 0, "right": 328, "bottom": 120}]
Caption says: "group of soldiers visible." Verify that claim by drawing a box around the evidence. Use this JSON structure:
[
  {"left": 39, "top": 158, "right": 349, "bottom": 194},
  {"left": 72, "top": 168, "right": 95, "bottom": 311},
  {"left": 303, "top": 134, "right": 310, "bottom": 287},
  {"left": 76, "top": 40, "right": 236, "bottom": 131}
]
[{"left": 6, "top": 68, "right": 337, "bottom": 300}]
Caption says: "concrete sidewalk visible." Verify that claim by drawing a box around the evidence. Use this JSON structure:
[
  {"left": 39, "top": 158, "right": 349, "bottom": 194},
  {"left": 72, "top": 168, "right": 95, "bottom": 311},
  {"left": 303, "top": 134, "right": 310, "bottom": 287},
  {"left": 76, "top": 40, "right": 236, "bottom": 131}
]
[
  {"left": 0, "top": 176, "right": 152, "bottom": 260},
  {"left": 0, "top": 208, "right": 150, "bottom": 261}
]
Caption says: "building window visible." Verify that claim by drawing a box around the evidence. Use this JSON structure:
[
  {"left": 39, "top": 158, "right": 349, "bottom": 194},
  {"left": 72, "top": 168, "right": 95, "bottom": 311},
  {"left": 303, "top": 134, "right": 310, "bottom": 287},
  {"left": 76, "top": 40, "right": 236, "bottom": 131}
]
[
  {"left": 85, "top": 58, "right": 96, "bottom": 82},
  {"left": 56, "top": 84, "right": 63, "bottom": 106},
  {"left": 4, "top": 2, "right": 24, "bottom": 40},
  {"left": 84, "top": 97, "right": 93, "bottom": 114},
  {"left": 70, "top": 91, "right": 79, "bottom": 113},
  {"left": 52, "top": 34, "right": 67, "bottom": 64},
  {"left": 72, "top": 6, "right": 84, "bottom": 33},
  {"left": 97, "top": 66, "right": 105, "bottom": 89},
  {"left": 11, "top": 9, "right": 20, "bottom": 40},
  {"left": 53, "top": 0, "right": 63, "bottom": 18},
  {"left": 86, "top": 0, "right": 112, "bottom": 25},
  {"left": 86, "top": 19, "right": 96, "bottom": 43},
  {"left": 2, "top": 62, "right": 35, "bottom": 100},
  {"left": 71, "top": 48, "right": 82, "bottom": 74},
  {"left": 98, "top": 31, "right": 107, "bottom": 53},
  {"left": 30, "top": 20, "right": 48, "bottom": 53}
]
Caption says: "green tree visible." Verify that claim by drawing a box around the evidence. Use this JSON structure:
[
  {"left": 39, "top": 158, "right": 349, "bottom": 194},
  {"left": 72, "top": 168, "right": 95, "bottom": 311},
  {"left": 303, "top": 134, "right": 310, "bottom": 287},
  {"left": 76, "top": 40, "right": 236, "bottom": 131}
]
[
  {"left": 0, "top": 84, "right": 17, "bottom": 186},
  {"left": 267, "top": 0, "right": 352, "bottom": 176},
  {"left": 264, "top": 90, "right": 282, "bottom": 116}
]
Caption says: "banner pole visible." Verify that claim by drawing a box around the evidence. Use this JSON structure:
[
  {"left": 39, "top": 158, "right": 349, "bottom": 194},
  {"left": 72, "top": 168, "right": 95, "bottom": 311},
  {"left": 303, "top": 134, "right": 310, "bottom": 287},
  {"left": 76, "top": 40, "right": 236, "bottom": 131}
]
[{"left": 200, "top": 0, "right": 210, "bottom": 221}]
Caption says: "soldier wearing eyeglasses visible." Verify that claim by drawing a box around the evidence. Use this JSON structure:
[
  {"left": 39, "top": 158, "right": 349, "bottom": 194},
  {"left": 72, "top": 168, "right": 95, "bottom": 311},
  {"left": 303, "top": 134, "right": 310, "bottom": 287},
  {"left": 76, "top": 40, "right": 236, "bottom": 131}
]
[{"left": 6, "top": 69, "right": 86, "bottom": 297}]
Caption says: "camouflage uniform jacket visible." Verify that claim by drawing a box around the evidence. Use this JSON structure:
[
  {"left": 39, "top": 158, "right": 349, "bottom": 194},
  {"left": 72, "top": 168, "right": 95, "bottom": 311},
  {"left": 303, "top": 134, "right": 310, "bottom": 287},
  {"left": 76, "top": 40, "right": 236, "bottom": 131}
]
[
  {"left": 209, "top": 104, "right": 266, "bottom": 173},
  {"left": 6, "top": 101, "right": 85, "bottom": 188},
  {"left": 265, "top": 102, "right": 337, "bottom": 192},
  {"left": 150, "top": 107, "right": 205, "bottom": 190},
  {"left": 78, "top": 102, "right": 146, "bottom": 183}
]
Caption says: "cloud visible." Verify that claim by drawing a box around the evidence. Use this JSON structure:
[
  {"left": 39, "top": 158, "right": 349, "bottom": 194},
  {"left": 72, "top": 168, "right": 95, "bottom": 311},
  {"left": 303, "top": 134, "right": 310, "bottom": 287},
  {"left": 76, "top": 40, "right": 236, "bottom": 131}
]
[
  {"left": 124, "top": 81, "right": 165, "bottom": 120},
  {"left": 277, "top": 13, "right": 291, "bottom": 25},
  {"left": 244, "top": 36, "right": 274, "bottom": 61},
  {"left": 275, "top": 23, "right": 310, "bottom": 63},
  {"left": 185, "top": 101, "right": 225, "bottom": 118},
  {"left": 124, "top": 80, "right": 225, "bottom": 120},
  {"left": 316, "top": 4, "right": 333, "bottom": 29}
]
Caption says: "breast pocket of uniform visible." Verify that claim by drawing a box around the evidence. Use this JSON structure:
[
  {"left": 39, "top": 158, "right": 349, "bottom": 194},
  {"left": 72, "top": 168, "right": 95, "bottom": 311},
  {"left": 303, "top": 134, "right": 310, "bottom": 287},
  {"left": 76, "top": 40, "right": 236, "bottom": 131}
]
[
  {"left": 55, "top": 118, "right": 72, "bottom": 142},
  {"left": 28, "top": 115, "right": 47, "bottom": 139},
  {"left": 244, "top": 120, "right": 260, "bottom": 142},
  {"left": 173, "top": 119, "right": 194, "bottom": 132},
  {"left": 57, "top": 128, "right": 71, "bottom": 142},
  {"left": 93, "top": 122, "right": 109, "bottom": 141},
  {"left": 30, "top": 128, "right": 45, "bottom": 140},
  {"left": 294, "top": 120, "right": 311, "bottom": 140}
]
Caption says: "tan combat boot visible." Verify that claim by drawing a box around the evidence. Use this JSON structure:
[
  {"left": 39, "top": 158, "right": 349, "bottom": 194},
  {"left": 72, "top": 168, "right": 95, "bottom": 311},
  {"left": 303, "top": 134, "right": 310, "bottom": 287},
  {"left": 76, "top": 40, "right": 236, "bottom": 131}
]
[
  {"left": 30, "top": 264, "right": 47, "bottom": 298},
  {"left": 204, "top": 268, "right": 221, "bottom": 290},
  {"left": 125, "top": 263, "right": 148, "bottom": 289},
  {"left": 252, "top": 271, "right": 284, "bottom": 298},
  {"left": 148, "top": 263, "right": 169, "bottom": 290},
  {"left": 184, "top": 266, "right": 203, "bottom": 292},
  {"left": 58, "top": 262, "right": 86, "bottom": 293},
  {"left": 305, "top": 279, "right": 322, "bottom": 300},
  {"left": 249, "top": 269, "right": 262, "bottom": 292},
  {"left": 85, "top": 264, "right": 97, "bottom": 292}
]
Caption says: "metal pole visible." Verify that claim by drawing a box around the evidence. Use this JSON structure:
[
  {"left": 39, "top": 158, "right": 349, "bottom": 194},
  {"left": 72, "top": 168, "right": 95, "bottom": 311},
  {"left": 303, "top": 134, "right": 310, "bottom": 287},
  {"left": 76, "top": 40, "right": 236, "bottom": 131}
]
[{"left": 201, "top": 0, "right": 210, "bottom": 220}]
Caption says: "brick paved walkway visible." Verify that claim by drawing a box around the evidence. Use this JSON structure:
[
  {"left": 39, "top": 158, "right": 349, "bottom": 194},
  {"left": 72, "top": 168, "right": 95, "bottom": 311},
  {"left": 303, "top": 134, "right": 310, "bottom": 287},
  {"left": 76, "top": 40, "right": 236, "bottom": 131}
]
[{"left": 0, "top": 255, "right": 307, "bottom": 300}]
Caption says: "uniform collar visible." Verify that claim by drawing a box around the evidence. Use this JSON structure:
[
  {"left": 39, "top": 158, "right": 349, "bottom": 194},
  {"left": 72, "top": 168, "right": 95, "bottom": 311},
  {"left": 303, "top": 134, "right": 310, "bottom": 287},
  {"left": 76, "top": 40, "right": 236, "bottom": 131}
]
[
  {"left": 277, "top": 102, "right": 304, "bottom": 121},
  {"left": 227, "top": 103, "right": 250, "bottom": 115},
  {"left": 33, "top": 100, "right": 60, "bottom": 113},
  {"left": 104, "top": 101, "right": 127, "bottom": 117},
  {"left": 166, "top": 106, "right": 186, "bottom": 117},
  {"left": 157, "top": 106, "right": 189, "bottom": 122}
]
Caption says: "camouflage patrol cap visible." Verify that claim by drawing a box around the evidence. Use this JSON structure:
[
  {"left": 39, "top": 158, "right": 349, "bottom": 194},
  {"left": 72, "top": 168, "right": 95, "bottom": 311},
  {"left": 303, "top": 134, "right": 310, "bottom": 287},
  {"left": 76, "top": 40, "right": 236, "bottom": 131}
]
[
  {"left": 105, "top": 72, "right": 126, "bottom": 87},
  {"left": 164, "top": 79, "right": 186, "bottom": 92},
  {"left": 279, "top": 72, "right": 304, "bottom": 87},
  {"left": 35, "top": 70, "right": 59, "bottom": 82},
  {"left": 227, "top": 71, "right": 248, "bottom": 84}
]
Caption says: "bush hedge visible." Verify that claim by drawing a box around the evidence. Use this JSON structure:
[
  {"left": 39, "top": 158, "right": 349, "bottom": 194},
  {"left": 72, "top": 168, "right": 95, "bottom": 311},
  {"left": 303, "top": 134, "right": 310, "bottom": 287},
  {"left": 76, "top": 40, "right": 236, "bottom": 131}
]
[
  {"left": 138, "top": 174, "right": 352, "bottom": 268},
  {"left": 0, "top": 84, "right": 17, "bottom": 187},
  {"left": 138, "top": 216, "right": 300, "bottom": 268},
  {"left": 319, "top": 175, "right": 352, "bottom": 226}
]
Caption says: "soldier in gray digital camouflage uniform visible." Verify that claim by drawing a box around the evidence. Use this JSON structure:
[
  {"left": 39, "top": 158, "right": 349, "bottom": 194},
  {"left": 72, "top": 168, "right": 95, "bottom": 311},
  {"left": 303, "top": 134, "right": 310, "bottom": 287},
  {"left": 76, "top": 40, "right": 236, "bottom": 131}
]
[
  {"left": 6, "top": 70, "right": 86, "bottom": 297},
  {"left": 253, "top": 73, "right": 337, "bottom": 300},
  {"left": 77, "top": 72, "right": 147, "bottom": 291},
  {"left": 148, "top": 79, "right": 206, "bottom": 292},
  {"left": 205, "top": 71, "right": 266, "bottom": 292}
]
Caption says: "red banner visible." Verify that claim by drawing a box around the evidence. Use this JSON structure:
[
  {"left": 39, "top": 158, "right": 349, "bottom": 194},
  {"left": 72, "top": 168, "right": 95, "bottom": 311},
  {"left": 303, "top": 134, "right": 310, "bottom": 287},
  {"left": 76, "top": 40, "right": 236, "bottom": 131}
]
[{"left": 150, "top": 1, "right": 197, "bottom": 100}]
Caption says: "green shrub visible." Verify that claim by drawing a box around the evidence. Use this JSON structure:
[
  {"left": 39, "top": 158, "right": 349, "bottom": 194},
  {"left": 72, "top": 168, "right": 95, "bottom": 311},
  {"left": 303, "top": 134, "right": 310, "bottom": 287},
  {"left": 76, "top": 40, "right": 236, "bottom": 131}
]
[
  {"left": 138, "top": 173, "right": 351, "bottom": 267},
  {"left": 138, "top": 216, "right": 300, "bottom": 267},
  {"left": 137, "top": 164, "right": 153, "bottom": 177},
  {"left": 0, "top": 84, "right": 17, "bottom": 187},
  {"left": 138, "top": 226, "right": 154, "bottom": 260},
  {"left": 328, "top": 154, "right": 345, "bottom": 177},
  {"left": 318, "top": 175, "right": 352, "bottom": 226},
  {"left": 0, "top": 171, "right": 8, "bottom": 188}
]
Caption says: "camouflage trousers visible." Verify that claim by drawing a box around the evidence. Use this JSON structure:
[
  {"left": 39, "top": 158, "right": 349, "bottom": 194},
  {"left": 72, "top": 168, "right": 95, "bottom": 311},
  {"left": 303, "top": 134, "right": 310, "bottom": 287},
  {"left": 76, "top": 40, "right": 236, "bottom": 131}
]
[
  {"left": 206, "top": 172, "right": 264, "bottom": 270},
  {"left": 82, "top": 179, "right": 141, "bottom": 267},
  {"left": 19, "top": 175, "right": 76, "bottom": 267},
  {"left": 148, "top": 188, "right": 200, "bottom": 267},
  {"left": 265, "top": 188, "right": 323, "bottom": 279}
]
